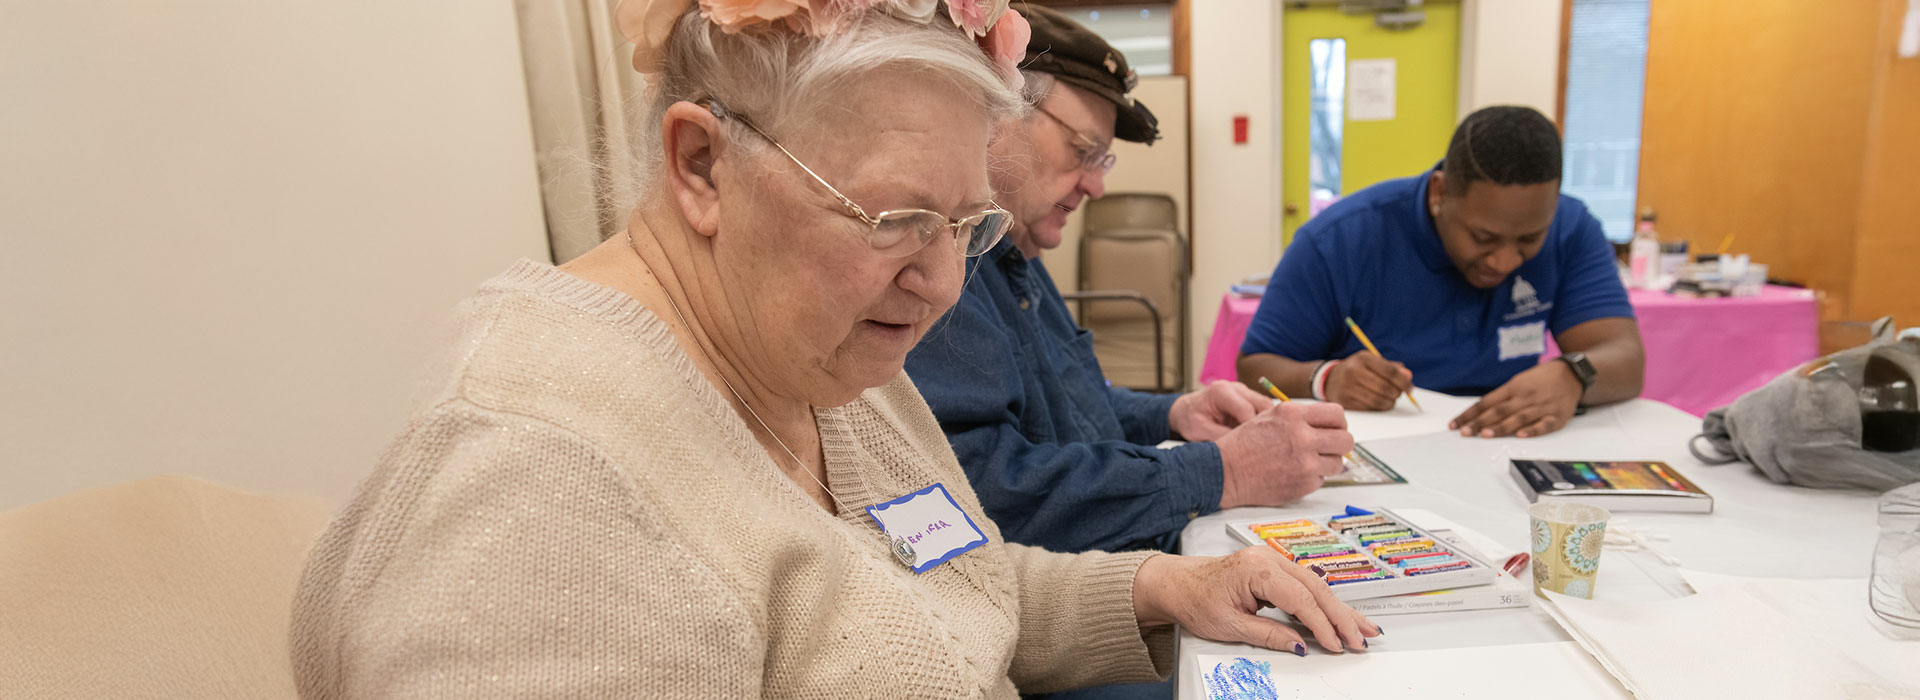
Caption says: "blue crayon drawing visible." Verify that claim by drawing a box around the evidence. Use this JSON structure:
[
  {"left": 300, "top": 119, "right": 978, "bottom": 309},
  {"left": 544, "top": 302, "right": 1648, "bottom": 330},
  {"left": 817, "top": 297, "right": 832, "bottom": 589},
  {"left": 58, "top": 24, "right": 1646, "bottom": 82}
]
[{"left": 1202, "top": 657, "right": 1277, "bottom": 700}]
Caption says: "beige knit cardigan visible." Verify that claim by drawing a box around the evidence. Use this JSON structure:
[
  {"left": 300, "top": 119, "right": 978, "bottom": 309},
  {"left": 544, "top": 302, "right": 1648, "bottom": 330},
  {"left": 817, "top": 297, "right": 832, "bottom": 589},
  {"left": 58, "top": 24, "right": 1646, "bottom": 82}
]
[{"left": 290, "top": 260, "right": 1172, "bottom": 698}]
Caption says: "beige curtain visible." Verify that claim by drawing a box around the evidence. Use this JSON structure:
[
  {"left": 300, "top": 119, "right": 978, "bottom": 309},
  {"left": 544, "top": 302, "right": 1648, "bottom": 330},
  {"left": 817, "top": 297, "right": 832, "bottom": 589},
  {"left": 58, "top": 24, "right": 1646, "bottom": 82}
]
[{"left": 514, "top": 0, "right": 647, "bottom": 263}]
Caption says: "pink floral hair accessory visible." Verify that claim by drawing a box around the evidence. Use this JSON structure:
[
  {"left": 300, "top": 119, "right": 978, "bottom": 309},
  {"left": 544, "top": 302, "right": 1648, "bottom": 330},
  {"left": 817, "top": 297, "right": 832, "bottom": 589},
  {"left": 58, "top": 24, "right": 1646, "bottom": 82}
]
[
  {"left": 977, "top": 8, "right": 1029, "bottom": 91},
  {"left": 615, "top": 0, "right": 1026, "bottom": 87}
]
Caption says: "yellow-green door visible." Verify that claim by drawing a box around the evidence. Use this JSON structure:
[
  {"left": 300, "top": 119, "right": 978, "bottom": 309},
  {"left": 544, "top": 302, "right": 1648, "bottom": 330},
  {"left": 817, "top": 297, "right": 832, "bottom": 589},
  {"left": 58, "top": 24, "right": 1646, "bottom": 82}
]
[{"left": 1281, "top": 3, "right": 1460, "bottom": 246}]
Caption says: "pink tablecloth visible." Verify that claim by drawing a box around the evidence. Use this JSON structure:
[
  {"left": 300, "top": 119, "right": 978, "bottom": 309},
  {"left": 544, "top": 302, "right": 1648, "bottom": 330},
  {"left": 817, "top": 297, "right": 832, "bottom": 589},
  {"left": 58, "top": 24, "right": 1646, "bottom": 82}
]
[{"left": 1197, "top": 285, "right": 1820, "bottom": 416}]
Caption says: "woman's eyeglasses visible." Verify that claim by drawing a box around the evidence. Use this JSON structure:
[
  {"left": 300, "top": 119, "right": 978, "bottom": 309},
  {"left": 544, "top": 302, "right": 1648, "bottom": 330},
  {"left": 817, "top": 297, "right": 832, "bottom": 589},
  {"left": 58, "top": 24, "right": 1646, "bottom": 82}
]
[
  {"left": 699, "top": 98, "right": 1013, "bottom": 259},
  {"left": 1034, "top": 105, "right": 1117, "bottom": 175}
]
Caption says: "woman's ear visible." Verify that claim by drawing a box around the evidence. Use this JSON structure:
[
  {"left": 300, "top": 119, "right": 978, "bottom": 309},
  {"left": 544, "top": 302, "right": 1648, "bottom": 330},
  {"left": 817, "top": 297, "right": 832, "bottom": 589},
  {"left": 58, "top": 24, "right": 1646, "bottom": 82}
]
[
  {"left": 1427, "top": 170, "right": 1447, "bottom": 218},
  {"left": 663, "top": 101, "right": 724, "bottom": 238}
]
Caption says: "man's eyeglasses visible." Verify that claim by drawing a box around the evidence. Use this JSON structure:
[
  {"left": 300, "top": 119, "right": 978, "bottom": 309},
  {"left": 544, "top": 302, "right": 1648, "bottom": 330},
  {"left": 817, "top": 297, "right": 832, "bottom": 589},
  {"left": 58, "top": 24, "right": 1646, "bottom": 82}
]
[
  {"left": 1034, "top": 104, "right": 1117, "bottom": 175},
  {"left": 698, "top": 98, "right": 1013, "bottom": 259}
]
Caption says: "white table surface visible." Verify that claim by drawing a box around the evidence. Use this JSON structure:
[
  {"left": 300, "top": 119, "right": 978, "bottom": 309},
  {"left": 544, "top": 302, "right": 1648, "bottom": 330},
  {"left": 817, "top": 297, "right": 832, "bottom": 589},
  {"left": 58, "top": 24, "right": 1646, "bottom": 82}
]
[{"left": 1175, "top": 388, "right": 1883, "bottom": 699}]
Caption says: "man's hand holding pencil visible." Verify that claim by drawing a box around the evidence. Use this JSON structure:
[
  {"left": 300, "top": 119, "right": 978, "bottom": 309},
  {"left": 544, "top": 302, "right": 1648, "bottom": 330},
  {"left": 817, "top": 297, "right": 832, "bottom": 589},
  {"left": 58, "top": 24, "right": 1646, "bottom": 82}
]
[{"left": 1325, "top": 351, "right": 1415, "bottom": 411}]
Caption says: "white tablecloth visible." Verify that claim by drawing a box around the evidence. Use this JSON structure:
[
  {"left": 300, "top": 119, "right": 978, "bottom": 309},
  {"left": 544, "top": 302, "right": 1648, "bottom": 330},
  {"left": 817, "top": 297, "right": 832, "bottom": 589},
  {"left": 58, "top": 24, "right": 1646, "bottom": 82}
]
[{"left": 1175, "top": 389, "right": 1885, "bottom": 699}]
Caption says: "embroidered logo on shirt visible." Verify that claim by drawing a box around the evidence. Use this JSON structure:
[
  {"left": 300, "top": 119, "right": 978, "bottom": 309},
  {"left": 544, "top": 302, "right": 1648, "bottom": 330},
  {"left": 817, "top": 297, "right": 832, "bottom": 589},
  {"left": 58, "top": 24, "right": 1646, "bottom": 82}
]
[
  {"left": 1513, "top": 276, "right": 1538, "bottom": 307},
  {"left": 1504, "top": 275, "right": 1554, "bottom": 321}
]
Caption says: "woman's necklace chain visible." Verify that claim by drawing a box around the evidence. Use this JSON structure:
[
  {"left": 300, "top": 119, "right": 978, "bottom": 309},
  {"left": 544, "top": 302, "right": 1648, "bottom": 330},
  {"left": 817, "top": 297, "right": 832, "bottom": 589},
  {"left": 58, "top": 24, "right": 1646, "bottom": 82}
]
[{"left": 629, "top": 232, "right": 853, "bottom": 515}]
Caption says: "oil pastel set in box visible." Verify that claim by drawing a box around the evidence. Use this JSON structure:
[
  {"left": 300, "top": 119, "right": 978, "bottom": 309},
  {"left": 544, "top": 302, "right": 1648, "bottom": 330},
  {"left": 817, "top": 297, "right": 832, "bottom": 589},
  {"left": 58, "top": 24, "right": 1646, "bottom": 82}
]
[{"left": 1226, "top": 506, "right": 1495, "bottom": 600}]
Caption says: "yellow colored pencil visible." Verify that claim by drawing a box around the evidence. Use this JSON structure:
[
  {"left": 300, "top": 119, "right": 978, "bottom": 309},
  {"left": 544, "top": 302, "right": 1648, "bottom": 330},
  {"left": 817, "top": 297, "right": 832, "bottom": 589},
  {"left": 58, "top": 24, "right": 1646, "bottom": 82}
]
[
  {"left": 1343, "top": 317, "right": 1422, "bottom": 412},
  {"left": 1257, "top": 376, "right": 1291, "bottom": 402},
  {"left": 1716, "top": 233, "right": 1736, "bottom": 255},
  {"left": 1259, "top": 376, "right": 1355, "bottom": 462}
]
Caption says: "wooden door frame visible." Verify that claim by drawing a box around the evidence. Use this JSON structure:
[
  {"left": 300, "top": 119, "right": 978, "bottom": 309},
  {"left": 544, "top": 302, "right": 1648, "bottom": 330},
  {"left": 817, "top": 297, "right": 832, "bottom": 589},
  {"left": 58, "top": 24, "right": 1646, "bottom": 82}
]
[{"left": 1556, "top": 0, "right": 1572, "bottom": 130}]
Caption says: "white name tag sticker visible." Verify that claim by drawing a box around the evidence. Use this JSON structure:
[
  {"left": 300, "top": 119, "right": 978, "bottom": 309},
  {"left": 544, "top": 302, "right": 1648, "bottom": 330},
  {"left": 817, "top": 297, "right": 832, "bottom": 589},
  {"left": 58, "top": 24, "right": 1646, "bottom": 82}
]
[
  {"left": 865, "top": 483, "right": 988, "bottom": 574},
  {"left": 1498, "top": 321, "right": 1548, "bottom": 361}
]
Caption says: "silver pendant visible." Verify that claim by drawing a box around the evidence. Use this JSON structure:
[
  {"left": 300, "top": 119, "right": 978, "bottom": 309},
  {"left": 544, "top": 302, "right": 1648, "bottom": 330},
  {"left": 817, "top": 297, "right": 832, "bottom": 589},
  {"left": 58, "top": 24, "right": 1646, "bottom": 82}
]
[{"left": 891, "top": 537, "right": 916, "bottom": 567}]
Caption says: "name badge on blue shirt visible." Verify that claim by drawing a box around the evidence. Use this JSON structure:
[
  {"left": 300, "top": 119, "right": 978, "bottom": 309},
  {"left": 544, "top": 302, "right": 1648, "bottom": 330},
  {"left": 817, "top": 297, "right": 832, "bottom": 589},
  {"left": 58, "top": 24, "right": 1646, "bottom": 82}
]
[
  {"left": 865, "top": 483, "right": 988, "bottom": 573},
  {"left": 1498, "top": 320, "right": 1547, "bottom": 361}
]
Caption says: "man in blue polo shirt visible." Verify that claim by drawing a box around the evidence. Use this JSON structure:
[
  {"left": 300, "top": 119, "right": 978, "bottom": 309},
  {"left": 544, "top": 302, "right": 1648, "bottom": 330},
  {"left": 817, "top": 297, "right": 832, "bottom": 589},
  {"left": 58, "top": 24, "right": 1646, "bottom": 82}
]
[{"left": 1238, "top": 106, "right": 1645, "bottom": 439}]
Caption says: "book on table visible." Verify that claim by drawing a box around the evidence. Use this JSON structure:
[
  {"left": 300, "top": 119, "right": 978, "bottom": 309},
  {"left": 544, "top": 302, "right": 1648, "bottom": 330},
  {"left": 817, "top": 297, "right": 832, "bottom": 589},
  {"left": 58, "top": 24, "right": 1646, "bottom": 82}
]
[{"left": 1508, "top": 459, "right": 1714, "bottom": 514}]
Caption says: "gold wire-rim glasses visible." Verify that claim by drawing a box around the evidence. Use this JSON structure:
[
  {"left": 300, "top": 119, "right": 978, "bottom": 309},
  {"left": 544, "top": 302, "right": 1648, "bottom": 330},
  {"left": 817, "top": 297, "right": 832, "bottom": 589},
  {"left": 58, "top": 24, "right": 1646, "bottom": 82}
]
[
  {"left": 697, "top": 98, "right": 1014, "bottom": 259},
  {"left": 1033, "top": 104, "right": 1117, "bottom": 175}
]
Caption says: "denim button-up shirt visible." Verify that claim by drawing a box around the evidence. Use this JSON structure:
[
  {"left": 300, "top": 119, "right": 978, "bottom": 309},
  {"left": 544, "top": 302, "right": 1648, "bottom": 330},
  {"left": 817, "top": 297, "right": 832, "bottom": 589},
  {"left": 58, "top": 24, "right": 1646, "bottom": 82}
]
[{"left": 905, "top": 238, "right": 1223, "bottom": 553}]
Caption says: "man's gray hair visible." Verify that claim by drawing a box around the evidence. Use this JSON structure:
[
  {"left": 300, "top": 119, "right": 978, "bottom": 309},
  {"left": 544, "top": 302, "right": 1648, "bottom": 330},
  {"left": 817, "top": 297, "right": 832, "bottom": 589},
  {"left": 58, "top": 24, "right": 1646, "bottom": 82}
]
[
  {"left": 618, "top": 9, "right": 1027, "bottom": 214},
  {"left": 1018, "top": 70, "right": 1056, "bottom": 107}
]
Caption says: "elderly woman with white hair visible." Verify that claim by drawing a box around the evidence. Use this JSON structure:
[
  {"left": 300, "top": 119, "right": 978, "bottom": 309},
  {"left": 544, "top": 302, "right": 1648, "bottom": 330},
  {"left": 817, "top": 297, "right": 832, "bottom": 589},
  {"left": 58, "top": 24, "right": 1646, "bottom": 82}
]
[{"left": 289, "top": 1, "right": 1376, "bottom": 697}]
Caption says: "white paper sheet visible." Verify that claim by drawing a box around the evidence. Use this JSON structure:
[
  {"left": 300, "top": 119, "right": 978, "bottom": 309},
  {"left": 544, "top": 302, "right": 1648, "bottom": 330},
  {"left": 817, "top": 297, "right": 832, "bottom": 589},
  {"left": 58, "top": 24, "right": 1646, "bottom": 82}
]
[
  {"left": 1678, "top": 570, "right": 1920, "bottom": 690},
  {"left": 1538, "top": 573, "right": 1920, "bottom": 700},
  {"left": 1195, "top": 643, "right": 1627, "bottom": 699},
  {"left": 1339, "top": 388, "right": 1481, "bottom": 442},
  {"left": 1347, "top": 58, "right": 1396, "bottom": 121}
]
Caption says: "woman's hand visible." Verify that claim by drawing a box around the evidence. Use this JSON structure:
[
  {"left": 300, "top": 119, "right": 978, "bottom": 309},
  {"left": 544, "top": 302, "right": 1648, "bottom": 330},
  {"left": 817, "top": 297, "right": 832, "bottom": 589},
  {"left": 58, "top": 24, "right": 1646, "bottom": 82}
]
[{"left": 1132, "top": 547, "right": 1380, "bottom": 655}]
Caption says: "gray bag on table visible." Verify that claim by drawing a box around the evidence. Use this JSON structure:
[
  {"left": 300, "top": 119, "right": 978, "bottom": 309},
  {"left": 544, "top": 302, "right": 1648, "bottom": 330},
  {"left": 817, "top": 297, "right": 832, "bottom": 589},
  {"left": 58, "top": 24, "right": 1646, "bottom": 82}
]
[{"left": 1690, "top": 319, "right": 1920, "bottom": 491}]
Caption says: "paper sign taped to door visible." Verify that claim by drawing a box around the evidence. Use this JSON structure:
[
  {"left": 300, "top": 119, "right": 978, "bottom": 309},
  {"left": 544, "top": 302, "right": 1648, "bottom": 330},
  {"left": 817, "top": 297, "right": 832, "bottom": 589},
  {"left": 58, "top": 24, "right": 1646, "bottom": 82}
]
[{"left": 1348, "top": 58, "right": 1396, "bottom": 121}]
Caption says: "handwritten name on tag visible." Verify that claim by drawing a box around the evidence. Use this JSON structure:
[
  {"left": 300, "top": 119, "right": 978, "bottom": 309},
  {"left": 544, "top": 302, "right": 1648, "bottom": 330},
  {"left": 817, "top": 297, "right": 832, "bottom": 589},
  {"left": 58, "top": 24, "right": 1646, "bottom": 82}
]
[
  {"left": 1498, "top": 321, "right": 1547, "bottom": 361},
  {"left": 865, "top": 483, "right": 988, "bottom": 574}
]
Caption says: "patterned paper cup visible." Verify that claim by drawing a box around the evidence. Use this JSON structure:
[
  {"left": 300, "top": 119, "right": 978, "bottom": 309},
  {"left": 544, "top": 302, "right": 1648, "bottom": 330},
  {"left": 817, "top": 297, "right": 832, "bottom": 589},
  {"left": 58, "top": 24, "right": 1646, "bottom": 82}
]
[{"left": 1528, "top": 502, "right": 1610, "bottom": 599}]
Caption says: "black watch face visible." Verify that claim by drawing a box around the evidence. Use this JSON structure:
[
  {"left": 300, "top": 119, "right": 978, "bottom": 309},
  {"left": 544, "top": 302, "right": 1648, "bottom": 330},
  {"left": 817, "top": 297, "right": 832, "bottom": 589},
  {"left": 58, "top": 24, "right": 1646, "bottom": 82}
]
[{"left": 1565, "top": 355, "right": 1596, "bottom": 386}]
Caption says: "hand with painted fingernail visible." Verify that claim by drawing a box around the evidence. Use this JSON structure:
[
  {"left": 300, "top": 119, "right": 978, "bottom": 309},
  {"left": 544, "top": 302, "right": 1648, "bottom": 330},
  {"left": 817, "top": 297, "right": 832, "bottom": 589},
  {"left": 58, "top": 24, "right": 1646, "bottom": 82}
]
[{"left": 1129, "top": 546, "right": 1382, "bottom": 655}]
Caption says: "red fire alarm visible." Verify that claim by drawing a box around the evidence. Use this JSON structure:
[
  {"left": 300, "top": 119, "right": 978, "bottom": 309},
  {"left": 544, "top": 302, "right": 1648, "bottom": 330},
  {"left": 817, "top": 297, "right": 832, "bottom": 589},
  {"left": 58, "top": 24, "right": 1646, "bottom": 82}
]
[{"left": 1232, "top": 115, "right": 1249, "bottom": 145}]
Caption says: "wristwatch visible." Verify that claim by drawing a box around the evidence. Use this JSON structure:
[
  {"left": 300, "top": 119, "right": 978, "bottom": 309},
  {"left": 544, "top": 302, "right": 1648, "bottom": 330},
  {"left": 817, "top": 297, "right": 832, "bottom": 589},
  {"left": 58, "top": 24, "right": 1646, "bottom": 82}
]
[{"left": 1558, "top": 352, "right": 1598, "bottom": 400}]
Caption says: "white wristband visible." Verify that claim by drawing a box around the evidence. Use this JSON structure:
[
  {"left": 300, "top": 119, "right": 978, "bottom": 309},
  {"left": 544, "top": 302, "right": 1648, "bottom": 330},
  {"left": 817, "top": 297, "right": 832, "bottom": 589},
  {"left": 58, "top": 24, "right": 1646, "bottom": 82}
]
[{"left": 1312, "top": 360, "right": 1341, "bottom": 401}]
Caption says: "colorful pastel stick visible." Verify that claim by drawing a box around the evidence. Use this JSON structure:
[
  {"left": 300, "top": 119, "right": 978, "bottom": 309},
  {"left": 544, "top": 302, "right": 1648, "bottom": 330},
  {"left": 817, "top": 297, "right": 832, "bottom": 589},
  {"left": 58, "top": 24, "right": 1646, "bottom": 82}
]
[
  {"left": 1301, "top": 554, "right": 1369, "bottom": 566},
  {"left": 1333, "top": 516, "right": 1392, "bottom": 527},
  {"left": 1259, "top": 533, "right": 1336, "bottom": 556},
  {"left": 1385, "top": 551, "right": 1453, "bottom": 565},
  {"left": 1369, "top": 535, "right": 1432, "bottom": 546},
  {"left": 1371, "top": 540, "right": 1435, "bottom": 555},
  {"left": 1287, "top": 542, "right": 1352, "bottom": 553},
  {"left": 1318, "top": 559, "right": 1377, "bottom": 572},
  {"left": 1328, "top": 515, "right": 1389, "bottom": 529},
  {"left": 1346, "top": 521, "right": 1407, "bottom": 532},
  {"left": 1271, "top": 534, "right": 1342, "bottom": 546},
  {"left": 1374, "top": 547, "right": 1435, "bottom": 560},
  {"left": 1405, "top": 561, "right": 1474, "bottom": 576},
  {"left": 1257, "top": 527, "right": 1326, "bottom": 540},
  {"left": 1350, "top": 528, "right": 1416, "bottom": 540},
  {"left": 1291, "top": 549, "right": 1354, "bottom": 561},
  {"left": 1327, "top": 573, "right": 1395, "bottom": 585}
]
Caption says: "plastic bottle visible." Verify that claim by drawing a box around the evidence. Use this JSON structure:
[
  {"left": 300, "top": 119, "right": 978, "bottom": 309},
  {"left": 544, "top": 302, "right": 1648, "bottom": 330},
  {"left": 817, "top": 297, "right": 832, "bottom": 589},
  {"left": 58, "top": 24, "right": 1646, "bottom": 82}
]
[
  {"left": 1871, "top": 482, "right": 1920, "bottom": 640},
  {"left": 1628, "top": 208, "right": 1660, "bottom": 290}
]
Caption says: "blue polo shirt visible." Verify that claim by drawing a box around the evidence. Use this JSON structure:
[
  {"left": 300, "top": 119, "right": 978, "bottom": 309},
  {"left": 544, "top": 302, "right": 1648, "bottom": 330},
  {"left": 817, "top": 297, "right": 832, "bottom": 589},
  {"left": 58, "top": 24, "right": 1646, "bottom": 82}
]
[{"left": 1241, "top": 167, "right": 1634, "bottom": 396}]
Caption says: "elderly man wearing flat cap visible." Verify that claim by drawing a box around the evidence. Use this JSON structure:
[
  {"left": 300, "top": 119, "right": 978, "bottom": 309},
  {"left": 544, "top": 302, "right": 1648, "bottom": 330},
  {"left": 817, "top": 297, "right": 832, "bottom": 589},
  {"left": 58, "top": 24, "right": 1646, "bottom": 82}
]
[{"left": 906, "top": 8, "right": 1352, "bottom": 560}]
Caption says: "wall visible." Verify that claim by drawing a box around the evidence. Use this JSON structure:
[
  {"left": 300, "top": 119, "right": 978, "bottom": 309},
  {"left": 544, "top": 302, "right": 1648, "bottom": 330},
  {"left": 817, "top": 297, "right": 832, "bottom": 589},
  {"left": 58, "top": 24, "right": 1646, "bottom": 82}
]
[
  {"left": 1457, "top": 0, "right": 1564, "bottom": 120},
  {"left": 1848, "top": 0, "right": 1920, "bottom": 327},
  {"left": 1189, "top": 0, "right": 1286, "bottom": 387},
  {"left": 0, "top": 2, "right": 550, "bottom": 508},
  {"left": 1636, "top": 0, "right": 1885, "bottom": 321}
]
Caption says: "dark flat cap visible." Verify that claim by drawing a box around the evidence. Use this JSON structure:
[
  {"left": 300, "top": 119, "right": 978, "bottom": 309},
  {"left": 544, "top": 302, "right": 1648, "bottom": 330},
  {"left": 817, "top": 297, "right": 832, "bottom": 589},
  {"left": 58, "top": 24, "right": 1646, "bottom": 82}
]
[{"left": 1019, "top": 5, "right": 1159, "bottom": 145}]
